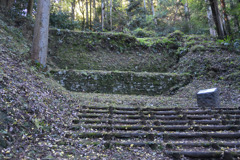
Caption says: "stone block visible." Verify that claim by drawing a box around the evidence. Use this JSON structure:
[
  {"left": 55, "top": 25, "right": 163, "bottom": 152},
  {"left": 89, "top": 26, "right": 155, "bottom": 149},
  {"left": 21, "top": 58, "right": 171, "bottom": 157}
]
[{"left": 197, "top": 88, "right": 220, "bottom": 107}]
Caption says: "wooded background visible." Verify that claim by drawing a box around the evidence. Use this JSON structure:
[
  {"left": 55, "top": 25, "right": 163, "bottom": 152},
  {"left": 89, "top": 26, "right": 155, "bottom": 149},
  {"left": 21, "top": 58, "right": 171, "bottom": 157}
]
[{"left": 0, "top": 0, "right": 239, "bottom": 38}]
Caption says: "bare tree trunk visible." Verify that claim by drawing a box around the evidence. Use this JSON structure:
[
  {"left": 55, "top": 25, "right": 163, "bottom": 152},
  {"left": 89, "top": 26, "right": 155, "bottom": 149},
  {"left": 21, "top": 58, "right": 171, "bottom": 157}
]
[
  {"left": 229, "top": 0, "right": 239, "bottom": 32},
  {"left": 101, "top": 0, "right": 105, "bottom": 31},
  {"left": 220, "top": 0, "right": 231, "bottom": 35},
  {"left": 143, "top": 0, "right": 146, "bottom": 11},
  {"left": 173, "top": 0, "right": 179, "bottom": 25},
  {"left": 59, "top": 0, "right": 62, "bottom": 11},
  {"left": 209, "top": 0, "right": 225, "bottom": 38},
  {"left": 93, "top": 0, "right": 96, "bottom": 20},
  {"left": 110, "top": 0, "right": 113, "bottom": 31},
  {"left": 150, "top": 0, "right": 157, "bottom": 24},
  {"left": 106, "top": 0, "right": 109, "bottom": 27},
  {"left": 71, "top": 0, "right": 76, "bottom": 21},
  {"left": 205, "top": 0, "right": 217, "bottom": 36},
  {"left": 90, "top": 0, "right": 92, "bottom": 30},
  {"left": 31, "top": 0, "right": 51, "bottom": 67},
  {"left": 27, "top": 0, "right": 34, "bottom": 17},
  {"left": 0, "top": 0, "right": 15, "bottom": 9},
  {"left": 184, "top": 0, "right": 190, "bottom": 22},
  {"left": 78, "top": 0, "right": 85, "bottom": 30},
  {"left": 86, "top": 0, "right": 89, "bottom": 28}
]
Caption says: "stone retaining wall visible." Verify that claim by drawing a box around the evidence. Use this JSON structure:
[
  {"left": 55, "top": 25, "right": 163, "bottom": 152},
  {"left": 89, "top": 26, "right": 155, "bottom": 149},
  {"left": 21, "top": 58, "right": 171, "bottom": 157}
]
[{"left": 51, "top": 70, "right": 191, "bottom": 95}]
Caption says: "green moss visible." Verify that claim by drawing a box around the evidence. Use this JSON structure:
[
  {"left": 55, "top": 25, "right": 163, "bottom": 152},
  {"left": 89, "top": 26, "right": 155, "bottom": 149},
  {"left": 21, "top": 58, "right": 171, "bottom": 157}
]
[
  {"left": 48, "top": 29, "right": 180, "bottom": 72},
  {"left": 190, "top": 45, "right": 205, "bottom": 52},
  {"left": 186, "top": 40, "right": 196, "bottom": 48},
  {"left": 52, "top": 69, "right": 191, "bottom": 95},
  {"left": 137, "top": 37, "right": 159, "bottom": 47},
  {"left": 167, "top": 30, "right": 184, "bottom": 41}
]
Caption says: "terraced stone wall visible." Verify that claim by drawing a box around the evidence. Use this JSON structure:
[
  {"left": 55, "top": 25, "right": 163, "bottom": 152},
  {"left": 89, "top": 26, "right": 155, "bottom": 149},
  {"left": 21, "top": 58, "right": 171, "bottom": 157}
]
[{"left": 51, "top": 70, "right": 191, "bottom": 95}]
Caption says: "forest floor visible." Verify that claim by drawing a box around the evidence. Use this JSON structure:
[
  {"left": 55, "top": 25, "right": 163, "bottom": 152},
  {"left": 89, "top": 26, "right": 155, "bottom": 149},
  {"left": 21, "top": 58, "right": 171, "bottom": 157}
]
[{"left": 0, "top": 15, "right": 240, "bottom": 159}]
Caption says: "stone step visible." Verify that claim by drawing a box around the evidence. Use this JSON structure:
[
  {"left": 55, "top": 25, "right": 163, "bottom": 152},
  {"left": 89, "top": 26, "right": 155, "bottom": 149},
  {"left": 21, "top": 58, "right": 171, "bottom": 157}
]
[
  {"left": 166, "top": 141, "right": 240, "bottom": 149},
  {"left": 77, "top": 113, "right": 240, "bottom": 121},
  {"left": 79, "top": 109, "right": 240, "bottom": 115},
  {"left": 78, "top": 106, "right": 239, "bottom": 111},
  {"left": 74, "top": 119, "right": 240, "bottom": 125},
  {"left": 69, "top": 131, "right": 240, "bottom": 141},
  {"left": 163, "top": 132, "right": 240, "bottom": 140},
  {"left": 165, "top": 151, "right": 240, "bottom": 159},
  {"left": 72, "top": 124, "right": 240, "bottom": 132}
]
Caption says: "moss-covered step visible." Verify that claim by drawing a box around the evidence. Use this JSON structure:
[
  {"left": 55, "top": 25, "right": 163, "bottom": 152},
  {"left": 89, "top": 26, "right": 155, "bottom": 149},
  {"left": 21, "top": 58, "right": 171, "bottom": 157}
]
[{"left": 50, "top": 70, "right": 191, "bottom": 95}]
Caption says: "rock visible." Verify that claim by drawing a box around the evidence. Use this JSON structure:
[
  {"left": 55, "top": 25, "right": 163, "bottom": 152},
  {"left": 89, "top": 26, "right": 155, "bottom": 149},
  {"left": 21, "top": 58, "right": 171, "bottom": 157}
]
[{"left": 197, "top": 88, "right": 220, "bottom": 107}]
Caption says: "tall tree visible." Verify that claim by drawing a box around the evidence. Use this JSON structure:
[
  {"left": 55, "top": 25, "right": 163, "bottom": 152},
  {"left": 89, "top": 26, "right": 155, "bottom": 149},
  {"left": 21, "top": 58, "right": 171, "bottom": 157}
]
[
  {"left": 31, "top": 0, "right": 51, "bottom": 67},
  {"left": 184, "top": 0, "right": 190, "bottom": 22},
  {"left": 205, "top": 0, "right": 217, "bottom": 37},
  {"left": 110, "top": 0, "right": 113, "bottom": 31},
  {"left": 143, "top": 0, "right": 146, "bottom": 11},
  {"left": 86, "top": 0, "right": 89, "bottom": 28},
  {"left": 150, "top": 0, "right": 157, "bottom": 24},
  {"left": 93, "top": 0, "right": 96, "bottom": 21},
  {"left": 220, "top": 0, "right": 231, "bottom": 35},
  {"left": 27, "top": 0, "right": 34, "bottom": 17},
  {"left": 78, "top": 0, "right": 85, "bottom": 30},
  {"left": 173, "top": 0, "right": 180, "bottom": 24},
  {"left": 0, "top": 0, "right": 15, "bottom": 9},
  {"left": 71, "top": 0, "right": 76, "bottom": 21},
  {"left": 101, "top": 0, "right": 105, "bottom": 31},
  {"left": 90, "top": 0, "right": 92, "bottom": 29},
  {"left": 229, "top": 0, "right": 239, "bottom": 32},
  {"left": 209, "top": 0, "right": 225, "bottom": 38}
]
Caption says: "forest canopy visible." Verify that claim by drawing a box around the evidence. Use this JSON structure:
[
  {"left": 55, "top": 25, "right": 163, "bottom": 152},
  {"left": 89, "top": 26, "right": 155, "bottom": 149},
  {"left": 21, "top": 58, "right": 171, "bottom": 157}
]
[{"left": 0, "top": 0, "right": 239, "bottom": 38}]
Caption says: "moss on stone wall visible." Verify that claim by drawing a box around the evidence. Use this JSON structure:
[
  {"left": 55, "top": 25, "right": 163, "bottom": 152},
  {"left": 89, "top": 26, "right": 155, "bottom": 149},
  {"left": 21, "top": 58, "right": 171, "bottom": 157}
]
[
  {"left": 51, "top": 70, "right": 192, "bottom": 95},
  {"left": 48, "top": 29, "right": 180, "bottom": 72}
]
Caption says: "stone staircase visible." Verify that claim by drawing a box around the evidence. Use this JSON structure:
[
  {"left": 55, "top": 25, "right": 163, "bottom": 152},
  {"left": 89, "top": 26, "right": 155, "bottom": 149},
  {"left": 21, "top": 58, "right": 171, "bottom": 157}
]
[{"left": 69, "top": 105, "right": 240, "bottom": 159}]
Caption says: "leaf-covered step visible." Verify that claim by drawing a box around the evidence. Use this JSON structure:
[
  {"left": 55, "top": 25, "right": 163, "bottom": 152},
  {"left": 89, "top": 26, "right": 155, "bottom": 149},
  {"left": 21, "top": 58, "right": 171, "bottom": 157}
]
[
  {"left": 165, "top": 151, "right": 240, "bottom": 159},
  {"left": 164, "top": 132, "right": 240, "bottom": 140},
  {"left": 72, "top": 132, "right": 161, "bottom": 140},
  {"left": 78, "top": 106, "right": 239, "bottom": 112},
  {"left": 165, "top": 151, "right": 222, "bottom": 159},
  {"left": 77, "top": 109, "right": 240, "bottom": 118},
  {"left": 77, "top": 113, "right": 240, "bottom": 122},
  {"left": 71, "top": 124, "right": 240, "bottom": 132},
  {"left": 103, "top": 141, "right": 160, "bottom": 149},
  {"left": 166, "top": 141, "right": 240, "bottom": 149}
]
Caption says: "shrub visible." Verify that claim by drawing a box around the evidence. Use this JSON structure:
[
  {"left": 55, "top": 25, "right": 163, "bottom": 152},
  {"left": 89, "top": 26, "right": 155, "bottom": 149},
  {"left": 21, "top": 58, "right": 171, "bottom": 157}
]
[
  {"left": 50, "top": 11, "right": 81, "bottom": 30},
  {"left": 132, "top": 28, "right": 156, "bottom": 38}
]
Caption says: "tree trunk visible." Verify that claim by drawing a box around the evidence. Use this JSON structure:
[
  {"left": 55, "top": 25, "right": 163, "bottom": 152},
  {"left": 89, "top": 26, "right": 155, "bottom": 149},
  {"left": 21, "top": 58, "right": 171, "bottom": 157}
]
[
  {"left": 0, "top": 0, "right": 15, "bottom": 9},
  {"left": 205, "top": 0, "right": 217, "bottom": 37},
  {"left": 90, "top": 0, "right": 92, "bottom": 29},
  {"left": 220, "top": 0, "right": 231, "bottom": 35},
  {"left": 150, "top": 0, "right": 157, "bottom": 24},
  {"left": 143, "top": 0, "right": 146, "bottom": 12},
  {"left": 173, "top": 0, "right": 180, "bottom": 24},
  {"left": 71, "top": 0, "right": 76, "bottom": 21},
  {"left": 86, "top": 0, "right": 89, "bottom": 28},
  {"left": 229, "top": 0, "right": 239, "bottom": 32},
  {"left": 27, "top": 0, "right": 34, "bottom": 17},
  {"left": 31, "top": 0, "right": 51, "bottom": 67},
  {"left": 110, "top": 0, "right": 113, "bottom": 31},
  {"left": 59, "top": 0, "right": 62, "bottom": 11},
  {"left": 106, "top": 0, "right": 109, "bottom": 27},
  {"left": 184, "top": 0, "right": 190, "bottom": 22},
  {"left": 209, "top": 0, "right": 225, "bottom": 38},
  {"left": 93, "top": 0, "right": 97, "bottom": 21},
  {"left": 101, "top": 0, "right": 105, "bottom": 31}
]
